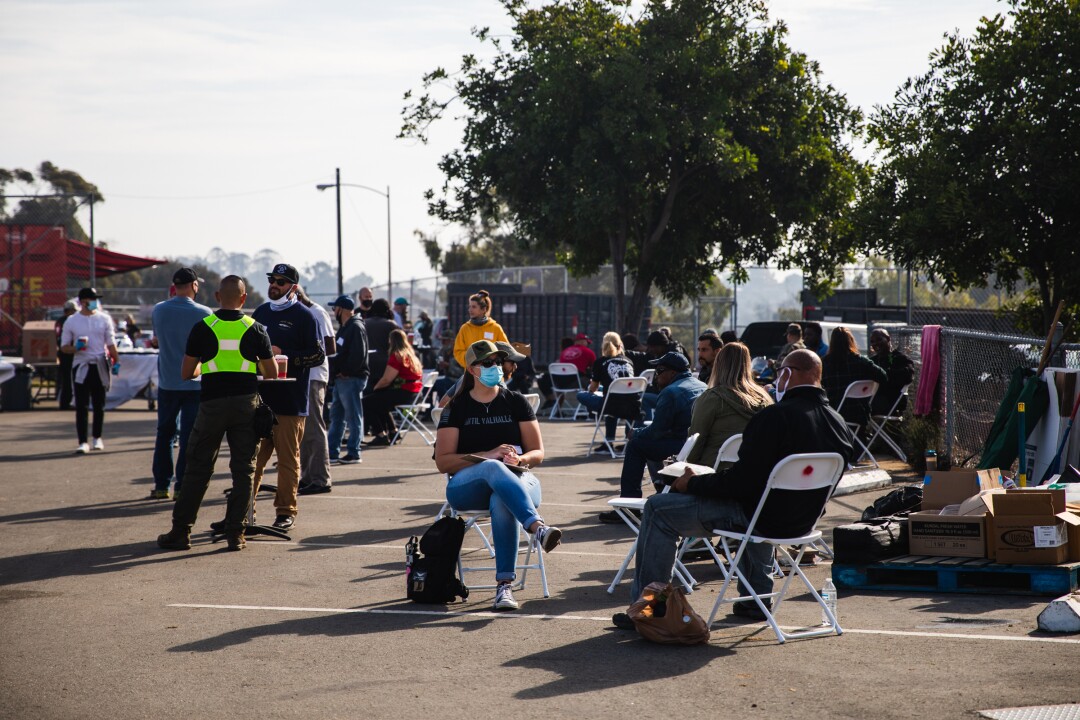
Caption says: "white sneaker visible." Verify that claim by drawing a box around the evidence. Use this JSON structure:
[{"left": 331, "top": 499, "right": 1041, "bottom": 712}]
[
  {"left": 536, "top": 525, "right": 562, "bottom": 553},
  {"left": 493, "top": 582, "right": 519, "bottom": 611},
  {"left": 75, "top": 443, "right": 90, "bottom": 455},
  {"left": 92, "top": 438, "right": 104, "bottom": 451}
]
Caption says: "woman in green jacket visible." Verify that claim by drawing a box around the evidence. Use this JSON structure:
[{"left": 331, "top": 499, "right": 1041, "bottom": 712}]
[{"left": 685, "top": 342, "right": 773, "bottom": 469}]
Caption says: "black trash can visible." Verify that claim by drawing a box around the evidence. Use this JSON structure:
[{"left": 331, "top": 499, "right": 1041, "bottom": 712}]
[{"left": 0, "top": 364, "right": 35, "bottom": 411}]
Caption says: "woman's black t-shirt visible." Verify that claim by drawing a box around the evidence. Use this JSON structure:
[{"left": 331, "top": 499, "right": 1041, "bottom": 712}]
[{"left": 438, "top": 388, "right": 536, "bottom": 454}]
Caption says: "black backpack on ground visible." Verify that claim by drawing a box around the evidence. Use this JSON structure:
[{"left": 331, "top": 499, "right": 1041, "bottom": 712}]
[
  {"left": 406, "top": 516, "right": 469, "bottom": 604},
  {"left": 832, "top": 516, "right": 910, "bottom": 564},
  {"left": 860, "top": 485, "right": 922, "bottom": 522}
]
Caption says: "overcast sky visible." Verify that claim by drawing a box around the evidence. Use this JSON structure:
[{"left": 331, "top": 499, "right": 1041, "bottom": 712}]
[{"left": 1, "top": 0, "right": 1004, "bottom": 291}]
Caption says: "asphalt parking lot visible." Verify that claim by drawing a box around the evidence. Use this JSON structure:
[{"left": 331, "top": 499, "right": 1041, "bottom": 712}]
[{"left": 2, "top": 406, "right": 1078, "bottom": 720}]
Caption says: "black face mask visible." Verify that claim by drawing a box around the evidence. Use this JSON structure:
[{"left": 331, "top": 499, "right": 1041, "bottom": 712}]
[{"left": 359, "top": 300, "right": 373, "bottom": 309}]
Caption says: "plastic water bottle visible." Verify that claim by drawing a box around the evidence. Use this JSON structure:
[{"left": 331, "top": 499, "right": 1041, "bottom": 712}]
[
  {"left": 111, "top": 360, "right": 121, "bottom": 376},
  {"left": 821, "top": 577, "right": 838, "bottom": 626}
]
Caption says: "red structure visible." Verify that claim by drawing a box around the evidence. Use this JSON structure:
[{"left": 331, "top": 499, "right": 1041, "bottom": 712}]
[{"left": 0, "top": 224, "right": 164, "bottom": 351}]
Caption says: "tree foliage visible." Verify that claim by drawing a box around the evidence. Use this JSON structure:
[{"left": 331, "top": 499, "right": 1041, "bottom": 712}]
[
  {"left": 401, "top": 0, "right": 865, "bottom": 331},
  {"left": 859, "top": 0, "right": 1080, "bottom": 334},
  {"left": 0, "top": 162, "right": 102, "bottom": 243}
]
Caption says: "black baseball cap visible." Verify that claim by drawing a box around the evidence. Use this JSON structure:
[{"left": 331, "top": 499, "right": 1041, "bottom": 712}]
[
  {"left": 266, "top": 263, "right": 300, "bottom": 283},
  {"left": 172, "top": 267, "right": 204, "bottom": 285},
  {"left": 77, "top": 287, "right": 103, "bottom": 300}
]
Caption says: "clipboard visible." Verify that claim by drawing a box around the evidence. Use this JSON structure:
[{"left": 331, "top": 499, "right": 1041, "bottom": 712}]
[{"left": 464, "top": 454, "right": 531, "bottom": 475}]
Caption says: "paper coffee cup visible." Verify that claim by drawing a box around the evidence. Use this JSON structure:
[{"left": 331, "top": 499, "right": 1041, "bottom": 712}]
[{"left": 274, "top": 354, "right": 288, "bottom": 378}]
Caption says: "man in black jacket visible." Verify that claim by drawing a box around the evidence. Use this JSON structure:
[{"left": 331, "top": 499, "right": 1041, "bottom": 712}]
[
  {"left": 613, "top": 349, "right": 855, "bottom": 628},
  {"left": 869, "top": 328, "right": 915, "bottom": 416},
  {"left": 327, "top": 294, "right": 369, "bottom": 465}
]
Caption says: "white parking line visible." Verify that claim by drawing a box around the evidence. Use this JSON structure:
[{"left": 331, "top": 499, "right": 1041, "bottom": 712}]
[
  {"left": 270, "top": 540, "right": 627, "bottom": 558},
  {"left": 308, "top": 495, "right": 613, "bottom": 509},
  {"left": 168, "top": 603, "right": 1080, "bottom": 644}
]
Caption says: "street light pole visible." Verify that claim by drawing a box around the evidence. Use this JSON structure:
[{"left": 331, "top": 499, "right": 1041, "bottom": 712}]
[{"left": 317, "top": 173, "right": 391, "bottom": 301}]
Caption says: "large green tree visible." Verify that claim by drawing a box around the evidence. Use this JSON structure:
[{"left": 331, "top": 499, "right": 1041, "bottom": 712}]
[
  {"left": 401, "top": 0, "right": 865, "bottom": 331},
  {"left": 859, "top": 0, "right": 1080, "bottom": 335},
  {"left": 0, "top": 162, "right": 102, "bottom": 243}
]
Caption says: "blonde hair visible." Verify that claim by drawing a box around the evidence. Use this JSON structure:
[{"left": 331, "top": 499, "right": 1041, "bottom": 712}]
[
  {"left": 601, "top": 331, "right": 624, "bottom": 358},
  {"left": 709, "top": 342, "right": 773, "bottom": 407},
  {"left": 389, "top": 329, "right": 421, "bottom": 374}
]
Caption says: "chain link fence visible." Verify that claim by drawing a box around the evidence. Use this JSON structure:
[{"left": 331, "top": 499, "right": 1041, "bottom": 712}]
[{"left": 885, "top": 323, "right": 1080, "bottom": 469}]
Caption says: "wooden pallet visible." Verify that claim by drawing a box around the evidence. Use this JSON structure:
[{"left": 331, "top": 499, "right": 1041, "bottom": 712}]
[{"left": 833, "top": 555, "right": 1080, "bottom": 596}]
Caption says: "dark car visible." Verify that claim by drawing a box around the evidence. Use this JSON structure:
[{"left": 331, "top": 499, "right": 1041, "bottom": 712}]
[{"left": 739, "top": 321, "right": 792, "bottom": 361}]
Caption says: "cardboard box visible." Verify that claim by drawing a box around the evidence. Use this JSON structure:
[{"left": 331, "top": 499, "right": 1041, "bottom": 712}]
[
  {"left": 908, "top": 469, "right": 1004, "bottom": 558},
  {"left": 992, "top": 489, "right": 1080, "bottom": 565},
  {"left": 21, "top": 320, "right": 56, "bottom": 364}
]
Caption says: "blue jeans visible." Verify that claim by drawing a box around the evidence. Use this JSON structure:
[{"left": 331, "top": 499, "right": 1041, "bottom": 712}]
[
  {"left": 152, "top": 388, "right": 201, "bottom": 492},
  {"left": 446, "top": 460, "right": 543, "bottom": 582},
  {"left": 577, "top": 391, "right": 619, "bottom": 440},
  {"left": 632, "top": 492, "right": 773, "bottom": 602},
  {"left": 619, "top": 434, "right": 686, "bottom": 497},
  {"left": 328, "top": 376, "right": 367, "bottom": 459}
]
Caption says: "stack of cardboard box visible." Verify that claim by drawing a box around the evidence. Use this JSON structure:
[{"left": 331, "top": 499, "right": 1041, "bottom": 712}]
[{"left": 907, "top": 469, "right": 1080, "bottom": 564}]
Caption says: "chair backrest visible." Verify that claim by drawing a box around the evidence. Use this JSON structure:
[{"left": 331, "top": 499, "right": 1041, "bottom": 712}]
[
  {"left": 607, "top": 376, "right": 648, "bottom": 396},
  {"left": 431, "top": 407, "right": 444, "bottom": 426},
  {"left": 741, "top": 453, "right": 845, "bottom": 539},
  {"left": 523, "top": 393, "right": 541, "bottom": 412},
  {"left": 836, "top": 379, "right": 878, "bottom": 413},
  {"left": 639, "top": 368, "right": 656, "bottom": 383},
  {"left": 549, "top": 362, "right": 582, "bottom": 391},
  {"left": 676, "top": 432, "right": 700, "bottom": 463},
  {"left": 421, "top": 370, "right": 439, "bottom": 389},
  {"left": 713, "top": 433, "right": 743, "bottom": 470}
]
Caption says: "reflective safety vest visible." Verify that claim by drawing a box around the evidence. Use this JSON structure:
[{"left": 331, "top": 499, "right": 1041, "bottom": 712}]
[{"left": 201, "top": 315, "right": 257, "bottom": 374}]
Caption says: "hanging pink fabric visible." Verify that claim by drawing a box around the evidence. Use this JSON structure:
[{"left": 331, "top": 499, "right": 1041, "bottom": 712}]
[{"left": 914, "top": 325, "right": 942, "bottom": 416}]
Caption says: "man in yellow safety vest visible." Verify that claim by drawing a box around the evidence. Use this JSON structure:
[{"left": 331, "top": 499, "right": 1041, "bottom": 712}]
[{"left": 157, "top": 275, "right": 277, "bottom": 552}]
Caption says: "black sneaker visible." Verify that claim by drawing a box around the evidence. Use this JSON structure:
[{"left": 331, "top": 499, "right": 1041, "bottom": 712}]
[
  {"left": 611, "top": 612, "right": 636, "bottom": 631},
  {"left": 338, "top": 455, "right": 360, "bottom": 464},
  {"left": 599, "top": 509, "right": 638, "bottom": 524},
  {"left": 730, "top": 600, "right": 771, "bottom": 622},
  {"left": 298, "top": 483, "right": 332, "bottom": 496},
  {"left": 272, "top": 515, "right": 295, "bottom": 531}
]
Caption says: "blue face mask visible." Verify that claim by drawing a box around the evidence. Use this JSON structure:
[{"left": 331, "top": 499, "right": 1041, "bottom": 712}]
[
  {"left": 478, "top": 365, "right": 503, "bottom": 388},
  {"left": 87, "top": 300, "right": 99, "bottom": 311}
]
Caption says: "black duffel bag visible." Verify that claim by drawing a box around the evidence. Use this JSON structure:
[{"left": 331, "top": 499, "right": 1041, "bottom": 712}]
[{"left": 832, "top": 516, "right": 910, "bottom": 564}]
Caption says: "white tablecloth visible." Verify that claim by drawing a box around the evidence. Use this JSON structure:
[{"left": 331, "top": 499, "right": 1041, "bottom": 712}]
[{"left": 106, "top": 350, "right": 159, "bottom": 409}]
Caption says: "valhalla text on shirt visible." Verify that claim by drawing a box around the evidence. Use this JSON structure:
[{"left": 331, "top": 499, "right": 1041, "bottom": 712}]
[{"left": 463, "top": 414, "right": 513, "bottom": 426}]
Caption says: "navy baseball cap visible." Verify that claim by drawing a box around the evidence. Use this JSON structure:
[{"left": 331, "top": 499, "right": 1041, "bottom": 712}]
[
  {"left": 649, "top": 351, "right": 690, "bottom": 372},
  {"left": 328, "top": 294, "right": 355, "bottom": 310}
]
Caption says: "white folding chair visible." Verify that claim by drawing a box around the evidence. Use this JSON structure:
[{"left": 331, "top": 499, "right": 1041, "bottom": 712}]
[
  {"left": 547, "top": 363, "right": 586, "bottom": 420},
  {"left": 586, "top": 376, "right": 647, "bottom": 459},
  {"left": 523, "top": 393, "right": 541, "bottom": 413},
  {"left": 639, "top": 368, "right": 656, "bottom": 384},
  {"left": 671, "top": 434, "right": 746, "bottom": 573},
  {"left": 391, "top": 370, "right": 440, "bottom": 446},
  {"left": 712, "top": 433, "right": 743, "bottom": 470},
  {"left": 865, "top": 384, "right": 910, "bottom": 462},
  {"left": 607, "top": 433, "right": 700, "bottom": 594},
  {"left": 835, "top": 379, "right": 880, "bottom": 468},
  {"left": 445, "top": 499, "right": 550, "bottom": 597},
  {"left": 707, "top": 452, "right": 846, "bottom": 644}
]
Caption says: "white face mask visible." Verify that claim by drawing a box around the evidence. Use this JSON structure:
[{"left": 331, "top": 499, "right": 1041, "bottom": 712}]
[
  {"left": 774, "top": 367, "right": 792, "bottom": 402},
  {"left": 269, "top": 291, "right": 296, "bottom": 310}
]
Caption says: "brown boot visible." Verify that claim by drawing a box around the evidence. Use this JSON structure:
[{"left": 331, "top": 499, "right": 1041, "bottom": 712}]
[
  {"left": 225, "top": 530, "right": 246, "bottom": 552},
  {"left": 157, "top": 525, "right": 191, "bottom": 551}
]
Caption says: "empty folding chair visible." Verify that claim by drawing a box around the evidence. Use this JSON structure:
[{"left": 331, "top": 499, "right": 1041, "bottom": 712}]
[
  {"left": 835, "top": 380, "right": 880, "bottom": 468},
  {"left": 707, "top": 452, "right": 846, "bottom": 643},
  {"left": 391, "top": 370, "right": 440, "bottom": 446},
  {"left": 865, "top": 384, "right": 911, "bottom": 462},
  {"left": 547, "top": 362, "right": 586, "bottom": 420},
  {"left": 586, "top": 377, "right": 647, "bottom": 458}
]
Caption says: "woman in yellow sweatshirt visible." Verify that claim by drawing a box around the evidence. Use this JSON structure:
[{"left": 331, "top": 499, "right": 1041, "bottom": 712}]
[{"left": 453, "top": 289, "right": 509, "bottom": 367}]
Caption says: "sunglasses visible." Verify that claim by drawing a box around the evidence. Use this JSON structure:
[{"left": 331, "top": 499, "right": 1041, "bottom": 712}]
[
  {"left": 269, "top": 278, "right": 293, "bottom": 287},
  {"left": 473, "top": 358, "right": 500, "bottom": 368}
]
